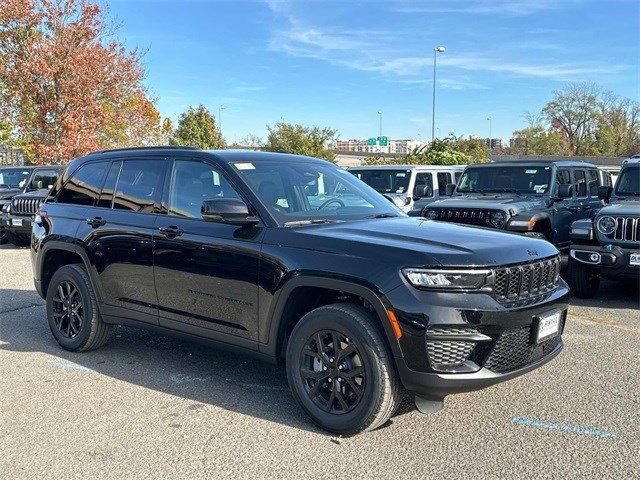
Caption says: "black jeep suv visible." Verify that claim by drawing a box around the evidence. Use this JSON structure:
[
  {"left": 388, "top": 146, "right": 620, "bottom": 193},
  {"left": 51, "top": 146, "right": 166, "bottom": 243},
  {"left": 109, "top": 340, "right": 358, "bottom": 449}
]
[
  {"left": 567, "top": 158, "right": 640, "bottom": 297},
  {"left": 1, "top": 165, "right": 63, "bottom": 245},
  {"left": 421, "top": 161, "right": 603, "bottom": 250},
  {"left": 32, "top": 147, "right": 568, "bottom": 434}
]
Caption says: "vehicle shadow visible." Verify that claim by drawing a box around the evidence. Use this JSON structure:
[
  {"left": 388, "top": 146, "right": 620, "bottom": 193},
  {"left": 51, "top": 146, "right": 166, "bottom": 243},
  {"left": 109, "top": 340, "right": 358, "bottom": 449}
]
[
  {"left": 568, "top": 279, "right": 640, "bottom": 309},
  {"left": 0, "top": 288, "right": 415, "bottom": 435}
]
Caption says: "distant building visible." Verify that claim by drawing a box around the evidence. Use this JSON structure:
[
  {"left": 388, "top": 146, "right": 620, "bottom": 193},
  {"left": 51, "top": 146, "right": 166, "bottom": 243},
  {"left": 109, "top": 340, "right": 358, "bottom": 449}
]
[
  {"left": 336, "top": 138, "right": 426, "bottom": 155},
  {"left": 0, "top": 146, "right": 24, "bottom": 166},
  {"left": 484, "top": 138, "right": 503, "bottom": 150}
]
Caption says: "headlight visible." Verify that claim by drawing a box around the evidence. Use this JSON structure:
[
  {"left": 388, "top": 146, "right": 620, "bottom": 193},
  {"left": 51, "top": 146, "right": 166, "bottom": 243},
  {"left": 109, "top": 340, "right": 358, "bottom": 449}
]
[
  {"left": 597, "top": 216, "right": 617, "bottom": 234},
  {"left": 402, "top": 268, "right": 490, "bottom": 291},
  {"left": 2, "top": 203, "right": 10, "bottom": 213},
  {"left": 393, "top": 197, "right": 407, "bottom": 208},
  {"left": 425, "top": 209, "right": 438, "bottom": 220},
  {"left": 489, "top": 211, "right": 507, "bottom": 227}
]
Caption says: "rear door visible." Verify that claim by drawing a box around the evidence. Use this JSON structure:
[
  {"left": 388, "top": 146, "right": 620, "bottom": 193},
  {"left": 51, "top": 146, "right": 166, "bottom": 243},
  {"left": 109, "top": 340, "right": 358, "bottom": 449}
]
[
  {"left": 551, "top": 168, "right": 574, "bottom": 247},
  {"left": 153, "top": 158, "right": 263, "bottom": 342},
  {"left": 74, "top": 157, "right": 168, "bottom": 323},
  {"left": 572, "top": 168, "right": 592, "bottom": 220}
]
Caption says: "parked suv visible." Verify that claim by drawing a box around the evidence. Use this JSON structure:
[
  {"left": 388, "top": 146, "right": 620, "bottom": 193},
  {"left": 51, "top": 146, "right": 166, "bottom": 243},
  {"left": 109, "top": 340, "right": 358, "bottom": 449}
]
[
  {"left": 348, "top": 165, "right": 465, "bottom": 213},
  {"left": 1, "top": 166, "right": 63, "bottom": 245},
  {"left": 32, "top": 148, "right": 567, "bottom": 434},
  {"left": 567, "top": 158, "right": 640, "bottom": 297},
  {"left": 421, "top": 161, "right": 603, "bottom": 250}
]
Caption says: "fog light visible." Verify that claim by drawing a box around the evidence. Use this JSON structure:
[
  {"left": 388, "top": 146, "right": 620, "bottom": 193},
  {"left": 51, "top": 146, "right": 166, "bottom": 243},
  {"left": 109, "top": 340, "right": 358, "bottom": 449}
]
[{"left": 590, "top": 253, "right": 601, "bottom": 263}]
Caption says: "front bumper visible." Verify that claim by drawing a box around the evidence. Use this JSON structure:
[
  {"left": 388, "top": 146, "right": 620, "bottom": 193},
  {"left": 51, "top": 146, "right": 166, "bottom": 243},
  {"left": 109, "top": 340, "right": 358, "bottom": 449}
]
[
  {"left": 385, "top": 279, "right": 569, "bottom": 397},
  {"left": 0, "top": 214, "right": 33, "bottom": 237},
  {"left": 570, "top": 244, "right": 640, "bottom": 278}
]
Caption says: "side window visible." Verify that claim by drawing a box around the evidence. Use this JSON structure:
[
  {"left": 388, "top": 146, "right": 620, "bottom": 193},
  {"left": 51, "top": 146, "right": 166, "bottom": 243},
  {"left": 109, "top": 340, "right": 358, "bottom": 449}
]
[
  {"left": 113, "top": 160, "right": 166, "bottom": 213},
  {"left": 56, "top": 162, "right": 109, "bottom": 206},
  {"left": 169, "top": 160, "right": 241, "bottom": 218},
  {"left": 454, "top": 171, "right": 463, "bottom": 183},
  {"left": 587, "top": 169, "right": 599, "bottom": 196},
  {"left": 97, "top": 161, "right": 121, "bottom": 208},
  {"left": 556, "top": 169, "right": 571, "bottom": 187},
  {"left": 436, "top": 172, "right": 449, "bottom": 196},
  {"left": 574, "top": 170, "right": 587, "bottom": 197},
  {"left": 414, "top": 172, "right": 434, "bottom": 197}
]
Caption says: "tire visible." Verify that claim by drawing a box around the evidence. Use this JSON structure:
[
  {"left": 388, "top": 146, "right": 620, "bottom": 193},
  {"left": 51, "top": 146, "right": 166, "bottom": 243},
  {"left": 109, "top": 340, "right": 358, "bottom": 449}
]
[
  {"left": 0, "top": 226, "right": 7, "bottom": 245},
  {"left": 286, "top": 303, "right": 402, "bottom": 435},
  {"left": 6, "top": 230, "right": 29, "bottom": 246},
  {"left": 566, "top": 257, "right": 600, "bottom": 298},
  {"left": 46, "top": 264, "right": 111, "bottom": 352}
]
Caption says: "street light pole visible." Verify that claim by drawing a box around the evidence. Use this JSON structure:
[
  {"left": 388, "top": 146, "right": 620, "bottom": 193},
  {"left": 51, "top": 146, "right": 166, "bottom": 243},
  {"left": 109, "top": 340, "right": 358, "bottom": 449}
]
[
  {"left": 378, "top": 110, "right": 382, "bottom": 139},
  {"left": 431, "top": 46, "right": 445, "bottom": 143},
  {"left": 487, "top": 117, "right": 492, "bottom": 153},
  {"left": 219, "top": 105, "right": 225, "bottom": 137}
]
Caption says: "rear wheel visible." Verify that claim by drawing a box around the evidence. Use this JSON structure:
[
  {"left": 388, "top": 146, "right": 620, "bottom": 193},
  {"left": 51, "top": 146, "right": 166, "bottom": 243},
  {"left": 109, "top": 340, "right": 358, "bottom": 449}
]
[
  {"left": 286, "top": 303, "right": 401, "bottom": 435},
  {"left": 0, "top": 226, "right": 6, "bottom": 245},
  {"left": 567, "top": 257, "right": 600, "bottom": 298},
  {"left": 46, "top": 264, "right": 111, "bottom": 351}
]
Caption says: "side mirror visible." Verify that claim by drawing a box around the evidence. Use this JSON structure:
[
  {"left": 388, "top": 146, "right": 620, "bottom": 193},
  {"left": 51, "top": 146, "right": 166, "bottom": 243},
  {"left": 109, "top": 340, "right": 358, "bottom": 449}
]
[
  {"left": 597, "top": 185, "right": 612, "bottom": 202},
  {"left": 412, "top": 184, "right": 432, "bottom": 200},
  {"left": 201, "top": 198, "right": 258, "bottom": 226},
  {"left": 445, "top": 184, "right": 456, "bottom": 196},
  {"left": 557, "top": 184, "right": 573, "bottom": 199}
]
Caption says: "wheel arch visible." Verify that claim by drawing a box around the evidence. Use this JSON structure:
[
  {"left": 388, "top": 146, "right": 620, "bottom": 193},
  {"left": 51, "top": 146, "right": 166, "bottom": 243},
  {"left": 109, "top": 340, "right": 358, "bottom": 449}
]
[
  {"left": 261, "top": 275, "right": 403, "bottom": 360},
  {"left": 38, "top": 241, "right": 100, "bottom": 300}
]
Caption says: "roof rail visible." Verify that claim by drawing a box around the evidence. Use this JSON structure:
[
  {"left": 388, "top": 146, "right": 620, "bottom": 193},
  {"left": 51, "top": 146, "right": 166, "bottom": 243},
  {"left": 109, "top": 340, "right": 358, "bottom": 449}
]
[{"left": 93, "top": 146, "right": 200, "bottom": 154}]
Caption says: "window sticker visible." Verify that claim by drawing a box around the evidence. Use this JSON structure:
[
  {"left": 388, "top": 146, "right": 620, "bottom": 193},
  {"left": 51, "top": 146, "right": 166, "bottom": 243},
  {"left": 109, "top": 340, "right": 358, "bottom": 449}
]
[
  {"left": 234, "top": 162, "right": 255, "bottom": 170},
  {"left": 533, "top": 185, "right": 547, "bottom": 193},
  {"left": 525, "top": 169, "right": 537, "bottom": 174},
  {"left": 396, "top": 173, "right": 406, "bottom": 177}
]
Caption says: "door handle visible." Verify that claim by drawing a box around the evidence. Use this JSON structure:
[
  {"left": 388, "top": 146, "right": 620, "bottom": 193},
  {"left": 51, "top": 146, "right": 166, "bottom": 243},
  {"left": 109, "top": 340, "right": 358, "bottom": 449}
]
[
  {"left": 158, "top": 226, "right": 184, "bottom": 238},
  {"left": 86, "top": 216, "right": 106, "bottom": 228}
]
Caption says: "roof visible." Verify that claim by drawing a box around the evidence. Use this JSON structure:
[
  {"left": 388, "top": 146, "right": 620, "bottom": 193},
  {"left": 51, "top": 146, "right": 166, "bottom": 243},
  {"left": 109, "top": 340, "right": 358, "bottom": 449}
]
[
  {"left": 478, "top": 159, "right": 597, "bottom": 168},
  {"left": 489, "top": 154, "right": 625, "bottom": 167},
  {"left": 347, "top": 164, "right": 466, "bottom": 171}
]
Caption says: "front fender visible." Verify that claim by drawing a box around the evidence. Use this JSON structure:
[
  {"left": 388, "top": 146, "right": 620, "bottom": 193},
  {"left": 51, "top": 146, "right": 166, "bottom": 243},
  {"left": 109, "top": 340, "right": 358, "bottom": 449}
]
[{"left": 259, "top": 274, "right": 403, "bottom": 359}]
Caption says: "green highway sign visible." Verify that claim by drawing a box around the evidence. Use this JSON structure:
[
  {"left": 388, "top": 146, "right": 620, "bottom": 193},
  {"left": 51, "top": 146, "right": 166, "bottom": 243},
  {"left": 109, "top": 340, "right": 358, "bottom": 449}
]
[
  {"left": 367, "top": 138, "right": 377, "bottom": 145},
  {"left": 378, "top": 136, "right": 388, "bottom": 147}
]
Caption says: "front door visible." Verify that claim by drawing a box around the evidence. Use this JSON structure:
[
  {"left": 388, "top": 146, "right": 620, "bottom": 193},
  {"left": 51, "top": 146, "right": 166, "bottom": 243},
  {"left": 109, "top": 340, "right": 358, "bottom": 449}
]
[
  {"left": 551, "top": 168, "right": 574, "bottom": 248},
  {"left": 153, "top": 158, "right": 263, "bottom": 341}
]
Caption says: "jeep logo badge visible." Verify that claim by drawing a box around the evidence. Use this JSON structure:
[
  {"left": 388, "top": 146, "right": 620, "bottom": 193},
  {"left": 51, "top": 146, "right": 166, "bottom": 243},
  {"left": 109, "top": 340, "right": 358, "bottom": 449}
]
[{"left": 527, "top": 249, "right": 539, "bottom": 256}]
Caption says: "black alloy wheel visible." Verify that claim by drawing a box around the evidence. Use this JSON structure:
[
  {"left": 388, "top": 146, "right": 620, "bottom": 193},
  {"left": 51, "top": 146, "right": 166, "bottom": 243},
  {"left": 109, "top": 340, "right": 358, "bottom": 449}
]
[
  {"left": 300, "top": 330, "right": 366, "bottom": 414},
  {"left": 51, "top": 280, "right": 84, "bottom": 338}
]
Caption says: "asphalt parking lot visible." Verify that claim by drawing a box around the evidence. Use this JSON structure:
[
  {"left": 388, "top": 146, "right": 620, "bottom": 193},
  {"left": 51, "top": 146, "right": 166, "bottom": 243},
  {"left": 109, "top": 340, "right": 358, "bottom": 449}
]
[{"left": 1, "top": 244, "right": 639, "bottom": 479}]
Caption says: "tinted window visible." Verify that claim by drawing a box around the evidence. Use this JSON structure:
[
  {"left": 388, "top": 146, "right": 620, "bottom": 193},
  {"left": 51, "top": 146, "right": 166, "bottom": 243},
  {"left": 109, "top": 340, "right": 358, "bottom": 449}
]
[
  {"left": 454, "top": 171, "right": 462, "bottom": 182},
  {"left": 436, "top": 172, "right": 450, "bottom": 195},
  {"left": 457, "top": 166, "right": 551, "bottom": 194},
  {"left": 113, "top": 160, "right": 165, "bottom": 213},
  {"left": 97, "top": 161, "right": 121, "bottom": 208},
  {"left": 615, "top": 166, "right": 640, "bottom": 196},
  {"left": 0, "top": 168, "right": 31, "bottom": 188},
  {"left": 414, "top": 172, "right": 433, "bottom": 197},
  {"left": 574, "top": 170, "right": 587, "bottom": 197},
  {"left": 57, "top": 163, "right": 108, "bottom": 206},
  {"left": 556, "top": 169, "right": 571, "bottom": 186},
  {"left": 30, "top": 169, "right": 60, "bottom": 191},
  {"left": 169, "top": 160, "right": 241, "bottom": 218},
  {"left": 587, "top": 169, "right": 599, "bottom": 195},
  {"left": 350, "top": 169, "right": 412, "bottom": 194}
]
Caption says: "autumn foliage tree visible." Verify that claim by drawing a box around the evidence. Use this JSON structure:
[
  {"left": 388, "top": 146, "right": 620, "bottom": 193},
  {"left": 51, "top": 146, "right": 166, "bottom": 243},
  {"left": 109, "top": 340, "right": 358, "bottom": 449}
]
[{"left": 0, "top": 0, "right": 162, "bottom": 164}]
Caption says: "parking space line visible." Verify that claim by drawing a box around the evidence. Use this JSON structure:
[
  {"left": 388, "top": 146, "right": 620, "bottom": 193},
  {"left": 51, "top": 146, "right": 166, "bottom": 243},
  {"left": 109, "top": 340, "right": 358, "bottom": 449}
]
[
  {"left": 512, "top": 417, "right": 615, "bottom": 438},
  {"left": 49, "top": 360, "right": 96, "bottom": 373}
]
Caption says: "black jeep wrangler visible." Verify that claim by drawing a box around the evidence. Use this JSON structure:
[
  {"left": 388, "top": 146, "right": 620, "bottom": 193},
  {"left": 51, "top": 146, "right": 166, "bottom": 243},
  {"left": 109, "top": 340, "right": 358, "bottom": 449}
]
[
  {"left": 1, "top": 166, "right": 63, "bottom": 245},
  {"left": 421, "top": 161, "right": 603, "bottom": 250},
  {"left": 32, "top": 147, "right": 568, "bottom": 434},
  {"left": 567, "top": 158, "right": 640, "bottom": 297}
]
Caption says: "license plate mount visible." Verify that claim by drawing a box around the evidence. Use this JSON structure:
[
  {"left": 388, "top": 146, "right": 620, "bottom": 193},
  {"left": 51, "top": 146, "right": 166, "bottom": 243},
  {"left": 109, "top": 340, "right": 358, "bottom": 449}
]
[
  {"left": 11, "top": 218, "right": 23, "bottom": 227},
  {"left": 535, "top": 310, "right": 562, "bottom": 343},
  {"left": 630, "top": 253, "right": 640, "bottom": 266}
]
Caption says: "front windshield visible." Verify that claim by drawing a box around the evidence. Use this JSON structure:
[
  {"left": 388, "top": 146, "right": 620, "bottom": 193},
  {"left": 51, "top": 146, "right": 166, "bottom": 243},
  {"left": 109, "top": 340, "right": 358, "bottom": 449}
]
[
  {"left": 615, "top": 166, "right": 639, "bottom": 196},
  {"left": 232, "top": 161, "right": 403, "bottom": 224},
  {"left": 350, "top": 169, "right": 411, "bottom": 194},
  {"left": 457, "top": 165, "right": 552, "bottom": 195},
  {"left": 0, "top": 168, "right": 31, "bottom": 188}
]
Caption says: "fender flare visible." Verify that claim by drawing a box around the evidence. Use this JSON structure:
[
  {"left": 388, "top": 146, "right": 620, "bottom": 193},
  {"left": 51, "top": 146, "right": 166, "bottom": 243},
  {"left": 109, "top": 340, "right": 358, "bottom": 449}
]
[
  {"left": 37, "top": 240, "right": 103, "bottom": 302},
  {"left": 259, "top": 274, "right": 403, "bottom": 359},
  {"left": 506, "top": 212, "right": 551, "bottom": 235}
]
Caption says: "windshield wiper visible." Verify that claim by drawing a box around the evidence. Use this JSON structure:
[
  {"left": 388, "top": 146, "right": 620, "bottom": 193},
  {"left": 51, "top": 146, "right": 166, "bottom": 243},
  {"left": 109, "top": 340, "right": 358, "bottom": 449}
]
[
  {"left": 457, "top": 188, "right": 487, "bottom": 196},
  {"left": 485, "top": 188, "right": 523, "bottom": 196},
  {"left": 283, "top": 219, "right": 337, "bottom": 227},
  {"left": 364, "top": 213, "right": 398, "bottom": 219}
]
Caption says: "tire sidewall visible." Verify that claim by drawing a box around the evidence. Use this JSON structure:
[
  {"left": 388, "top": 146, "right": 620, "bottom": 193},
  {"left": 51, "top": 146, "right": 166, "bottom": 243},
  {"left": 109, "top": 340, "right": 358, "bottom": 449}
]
[
  {"left": 286, "top": 308, "right": 389, "bottom": 434},
  {"left": 46, "top": 266, "right": 96, "bottom": 351}
]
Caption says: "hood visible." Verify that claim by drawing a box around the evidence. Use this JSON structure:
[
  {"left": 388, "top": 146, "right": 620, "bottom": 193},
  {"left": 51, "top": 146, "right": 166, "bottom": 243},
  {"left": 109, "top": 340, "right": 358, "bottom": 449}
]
[
  {"left": 428, "top": 195, "right": 545, "bottom": 213},
  {"left": 598, "top": 201, "right": 640, "bottom": 216},
  {"left": 275, "top": 217, "right": 558, "bottom": 268},
  {"left": 12, "top": 189, "right": 50, "bottom": 200},
  {"left": 0, "top": 187, "right": 22, "bottom": 200}
]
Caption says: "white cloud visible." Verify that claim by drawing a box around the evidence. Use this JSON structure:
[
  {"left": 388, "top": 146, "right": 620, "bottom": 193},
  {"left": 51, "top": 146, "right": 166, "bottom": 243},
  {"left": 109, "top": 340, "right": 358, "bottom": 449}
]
[{"left": 392, "top": 0, "right": 576, "bottom": 16}]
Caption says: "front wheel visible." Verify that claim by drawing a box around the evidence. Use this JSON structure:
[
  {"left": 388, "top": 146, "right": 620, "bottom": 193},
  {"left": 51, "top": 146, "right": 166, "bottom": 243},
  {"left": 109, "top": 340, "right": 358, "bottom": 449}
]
[
  {"left": 286, "top": 303, "right": 402, "bottom": 435},
  {"left": 566, "top": 257, "right": 600, "bottom": 298}
]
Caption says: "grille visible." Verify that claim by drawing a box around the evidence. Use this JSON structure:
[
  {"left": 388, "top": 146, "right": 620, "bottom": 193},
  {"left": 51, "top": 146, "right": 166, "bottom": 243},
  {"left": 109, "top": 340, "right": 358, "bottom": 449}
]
[
  {"left": 493, "top": 256, "right": 560, "bottom": 306},
  {"left": 11, "top": 197, "right": 42, "bottom": 215},
  {"left": 429, "top": 208, "right": 500, "bottom": 227},
  {"left": 484, "top": 326, "right": 562, "bottom": 374},
  {"left": 605, "top": 217, "right": 640, "bottom": 243},
  {"left": 426, "top": 340, "right": 475, "bottom": 371}
]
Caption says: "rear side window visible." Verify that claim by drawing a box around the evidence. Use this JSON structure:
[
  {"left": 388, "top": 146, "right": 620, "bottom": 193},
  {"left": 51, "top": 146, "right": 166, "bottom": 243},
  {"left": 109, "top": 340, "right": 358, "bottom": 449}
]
[
  {"left": 97, "top": 161, "right": 121, "bottom": 208},
  {"left": 414, "top": 172, "right": 433, "bottom": 197},
  {"left": 587, "top": 169, "right": 599, "bottom": 195},
  {"left": 113, "top": 160, "right": 166, "bottom": 213},
  {"left": 436, "top": 172, "right": 450, "bottom": 195},
  {"left": 556, "top": 169, "right": 571, "bottom": 186},
  {"left": 574, "top": 170, "right": 587, "bottom": 197},
  {"left": 57, "top": 162, "right": 109, "bottom": 206},
  {"left": 454, "top": 171, "right": 462, "bottom": 182}
]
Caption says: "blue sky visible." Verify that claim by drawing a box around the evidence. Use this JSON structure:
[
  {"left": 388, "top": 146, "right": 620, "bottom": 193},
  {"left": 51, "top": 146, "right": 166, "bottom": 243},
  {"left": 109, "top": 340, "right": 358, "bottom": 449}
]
[{"left": 108, "top": 0, "right": 639, "bottom": 143}]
